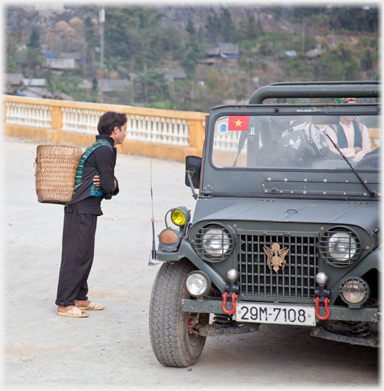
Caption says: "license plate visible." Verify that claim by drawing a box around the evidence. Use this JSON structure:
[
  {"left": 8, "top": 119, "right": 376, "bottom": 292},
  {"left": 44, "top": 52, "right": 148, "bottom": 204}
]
[{"left": 235, "top": 302, "right": 316, "bottom": 326}]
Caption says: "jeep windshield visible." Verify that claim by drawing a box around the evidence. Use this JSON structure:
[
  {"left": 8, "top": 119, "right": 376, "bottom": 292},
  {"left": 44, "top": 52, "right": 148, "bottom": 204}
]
[{"left": 204, "top": 104, "right": 380, "bottom": 199}]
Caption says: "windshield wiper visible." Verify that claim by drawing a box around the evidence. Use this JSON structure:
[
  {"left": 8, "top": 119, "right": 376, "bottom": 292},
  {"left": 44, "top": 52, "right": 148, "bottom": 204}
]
[{"left": 326, "top": 135, "right": 376, "bottom": 196}]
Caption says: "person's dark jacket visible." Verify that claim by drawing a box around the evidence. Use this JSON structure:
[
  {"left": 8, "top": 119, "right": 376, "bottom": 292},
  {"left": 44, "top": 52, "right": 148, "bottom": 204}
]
[{"left": 66, "top": 135, "right": 119, "bottom": 215}]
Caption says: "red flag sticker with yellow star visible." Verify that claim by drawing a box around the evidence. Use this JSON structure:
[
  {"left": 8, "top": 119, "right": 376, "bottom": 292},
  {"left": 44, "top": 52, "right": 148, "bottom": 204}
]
[{"left": 228, "top": 116, "right": 249, "bottom": 131}]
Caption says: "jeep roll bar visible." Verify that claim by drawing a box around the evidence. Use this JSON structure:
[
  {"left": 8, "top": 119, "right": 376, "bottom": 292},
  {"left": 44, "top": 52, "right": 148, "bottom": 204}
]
[{"left": 249, "top": 81, "right": 380, "bottom": 104}]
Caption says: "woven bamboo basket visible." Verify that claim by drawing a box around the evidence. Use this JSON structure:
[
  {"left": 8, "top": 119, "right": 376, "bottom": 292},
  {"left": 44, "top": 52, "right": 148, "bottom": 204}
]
[{"left": 35, "top": 145, "right": 83, "bottom": 204}]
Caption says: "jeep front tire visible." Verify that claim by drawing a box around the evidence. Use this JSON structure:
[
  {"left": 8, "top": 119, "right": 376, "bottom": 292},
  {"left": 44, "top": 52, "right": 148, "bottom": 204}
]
[{"left": 149, "top": 259, "right": 208, "bottom": 367}]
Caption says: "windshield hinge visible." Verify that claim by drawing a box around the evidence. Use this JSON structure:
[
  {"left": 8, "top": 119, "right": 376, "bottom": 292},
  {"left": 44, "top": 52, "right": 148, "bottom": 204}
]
[{"left": 201, "top": 185, "right": 214, "bottom": 198}]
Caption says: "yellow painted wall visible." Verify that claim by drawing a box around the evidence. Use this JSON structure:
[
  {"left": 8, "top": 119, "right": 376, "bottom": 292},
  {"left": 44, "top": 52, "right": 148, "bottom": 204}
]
[{"left": 3, "top": 96, "right": 207, "bottom": 162}]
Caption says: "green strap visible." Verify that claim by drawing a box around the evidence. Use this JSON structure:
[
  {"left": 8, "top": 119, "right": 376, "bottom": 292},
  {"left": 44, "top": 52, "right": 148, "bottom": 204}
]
[{"left": 72, "top": 140, "right": 112, "bottom": 197}]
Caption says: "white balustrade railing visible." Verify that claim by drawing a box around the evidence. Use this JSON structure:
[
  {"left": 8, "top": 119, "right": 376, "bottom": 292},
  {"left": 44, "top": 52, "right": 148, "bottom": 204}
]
[
  {"left": 5, "top": 101, "right": 52, "bottom": 128},
  {"left": 213, "top": 130, "right": 247, "bottom": 152},
  {"left": 5, "top": 100, "right": 192, "bottom": 147},
  {"left": 61, "top": 107, "right": 104, "bottom": 133},
  {"left": 126, "top": 115, "right": 189, "bottom": 146}
]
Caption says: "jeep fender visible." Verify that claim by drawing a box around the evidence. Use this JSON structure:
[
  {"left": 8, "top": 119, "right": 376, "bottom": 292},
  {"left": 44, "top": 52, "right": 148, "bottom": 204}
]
[
  {"left": 158, "top": 240, "right": 227, "bottom": 293},
  {"left": 328, "top": 247, "right": 381, "bottom": 304}
]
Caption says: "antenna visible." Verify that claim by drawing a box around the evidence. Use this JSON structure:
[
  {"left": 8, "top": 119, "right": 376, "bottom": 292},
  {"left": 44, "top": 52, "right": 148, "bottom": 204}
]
[{"left": 149, "top": 125, "right": 158, "bottom": 263}]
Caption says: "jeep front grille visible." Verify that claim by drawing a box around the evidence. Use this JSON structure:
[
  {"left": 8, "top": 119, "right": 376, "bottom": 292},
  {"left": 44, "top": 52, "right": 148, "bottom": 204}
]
[{"left": 238, "top": 233, "right": 318, "bottom": 301}]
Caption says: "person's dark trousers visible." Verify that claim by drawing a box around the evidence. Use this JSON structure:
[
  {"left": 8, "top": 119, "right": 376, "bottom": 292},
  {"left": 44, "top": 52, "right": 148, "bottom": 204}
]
[{"left": 55, "top": 204, "right": 98, "bottom": 307}]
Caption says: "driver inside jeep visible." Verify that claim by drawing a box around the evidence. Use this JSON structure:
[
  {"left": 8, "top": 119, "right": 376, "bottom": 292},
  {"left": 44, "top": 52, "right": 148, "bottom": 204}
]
[{"left": 325, "top": 98, "right": 371, "bottom": 162}]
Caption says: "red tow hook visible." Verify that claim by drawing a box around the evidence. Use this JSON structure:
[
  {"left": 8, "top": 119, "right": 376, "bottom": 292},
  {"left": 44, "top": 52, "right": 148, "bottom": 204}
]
[
  {"left": 314, "top": 296, "right": 330, "bottom": 320},
  {"left": 222, "top": 292, "right": 238, "bottom": 314}
]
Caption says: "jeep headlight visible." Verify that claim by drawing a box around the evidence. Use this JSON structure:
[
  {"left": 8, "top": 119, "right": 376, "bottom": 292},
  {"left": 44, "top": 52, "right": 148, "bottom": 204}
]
[
  {"left": 329, "top": 232, "right": 358, "bottom": 260},
  {"left": 186, "top": 271, "right": 211, "bottom": 297},
  {"left": 193, "top": 224, "right": 235, "bottom": 262},
  {"left": 320, "top": 228, "right": 361, "bottom": 266},
  {"left": 202, "top": 228, "right": 231, "bottom": 257}
]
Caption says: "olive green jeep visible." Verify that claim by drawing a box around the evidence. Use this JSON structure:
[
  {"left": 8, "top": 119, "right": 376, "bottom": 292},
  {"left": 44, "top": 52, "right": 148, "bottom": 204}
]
[{"left": 149, "top": 81, "right": 381, "bottom": 367}]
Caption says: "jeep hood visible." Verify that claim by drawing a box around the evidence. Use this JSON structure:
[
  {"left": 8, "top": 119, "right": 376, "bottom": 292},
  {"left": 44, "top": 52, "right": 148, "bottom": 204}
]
[{"left": 193, "top": 198, "right": 378, "bottom": 233}]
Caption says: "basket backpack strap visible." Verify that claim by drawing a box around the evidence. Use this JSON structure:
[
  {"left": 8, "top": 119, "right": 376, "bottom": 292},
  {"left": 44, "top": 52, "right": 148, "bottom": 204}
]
[{"left": 73, "top": 139, "right": 113, "bottom": 197}]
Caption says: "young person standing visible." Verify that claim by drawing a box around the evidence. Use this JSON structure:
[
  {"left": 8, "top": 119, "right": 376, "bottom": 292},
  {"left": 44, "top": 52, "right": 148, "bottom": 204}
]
[{"left": 56, "top": 111, "right": 127, "bottom": 317}]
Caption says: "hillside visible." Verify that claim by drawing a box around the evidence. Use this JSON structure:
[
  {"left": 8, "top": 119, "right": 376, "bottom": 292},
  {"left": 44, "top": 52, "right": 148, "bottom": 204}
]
[{"left": 5, "top": 4, "right": 379, "bottom": 111}]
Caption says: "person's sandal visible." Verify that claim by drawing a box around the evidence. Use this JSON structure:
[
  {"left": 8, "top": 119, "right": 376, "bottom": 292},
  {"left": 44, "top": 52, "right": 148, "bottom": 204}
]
[
  {"left": 77, "top": 302, "right": 106, "bottom": 311},
  {"left": 57, "top": 307, "right": 89, "bottom": 318}
]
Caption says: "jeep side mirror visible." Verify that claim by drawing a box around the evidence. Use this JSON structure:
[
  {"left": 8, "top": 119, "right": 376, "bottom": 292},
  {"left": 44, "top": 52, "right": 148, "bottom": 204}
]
[{"left": 185, "top": 155, "right": 201, "bottom": 190}]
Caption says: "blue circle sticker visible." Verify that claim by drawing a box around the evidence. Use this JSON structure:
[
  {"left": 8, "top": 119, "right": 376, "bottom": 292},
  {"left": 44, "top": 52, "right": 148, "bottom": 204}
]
[{"left": 218, "top": 123, "right": 228, "bottom": 134}]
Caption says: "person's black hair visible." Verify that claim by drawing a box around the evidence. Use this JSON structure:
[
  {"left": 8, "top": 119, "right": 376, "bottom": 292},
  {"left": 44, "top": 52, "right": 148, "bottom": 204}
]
[{"left": 97, "top": 111, "right": 127, "bottom": 136}]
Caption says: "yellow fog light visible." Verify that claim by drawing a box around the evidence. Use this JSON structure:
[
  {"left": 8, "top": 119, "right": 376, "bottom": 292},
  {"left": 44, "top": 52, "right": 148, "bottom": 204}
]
[
  {"left": 172, "top": 210, "right": 186, "bottom": 226},
  {"left": 170, "top": 206, "right": 190, "bottom": 227}
]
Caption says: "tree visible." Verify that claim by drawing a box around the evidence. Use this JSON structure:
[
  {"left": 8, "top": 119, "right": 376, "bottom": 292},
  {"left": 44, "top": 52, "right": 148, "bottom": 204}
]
[
  {"left": 186, "top": 18, "right": 195, "bottom": 35},
  {"left": 196, "top": 67, "right": 233, "bottom": 109},
  {"left": 137, "top": 66, "right": 168, "bottom": 104},
  {"left": 104, "top": 56, "right": 128, "bottom": 77},
  {"left": 221, "top": 9, "right": 236, "bottom": 42},
  {"left": 6, "top": 34, "right": 22, "bottom": 73},
  {"left": 246, "top": 14, "right": 258, "bottom": 41},
  {"left": 182, "top": 33, "right": 201, "bottom": 79},
  {"left": 357, "top": 36, "right": 378, "bottom": 72},
  {"left": 317, "top": 39, "right": 361, "bottom": 81},
  {"left": 84, "top": 16, "right": 99, "bottom": 78},
  {"left": 45, "top": 67, "right": 80, "bottom": 99},
  {"left": 104, "top": 7, "right": 136, "bottom": 60},
  {"left": 22, "top": 27, "right": 43, "bottom": 77},
  {"left": 205, "top": 14, "right": 221, "bottom": 43},
  {"left": 329, "top": 6, "right": 378, "bottom": 33},
  {"left": 280, "top": 53, "right": 315, "bottom": 79},
  {"left": 27, "top": 27, "right": 40, "bottom": 49}
]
